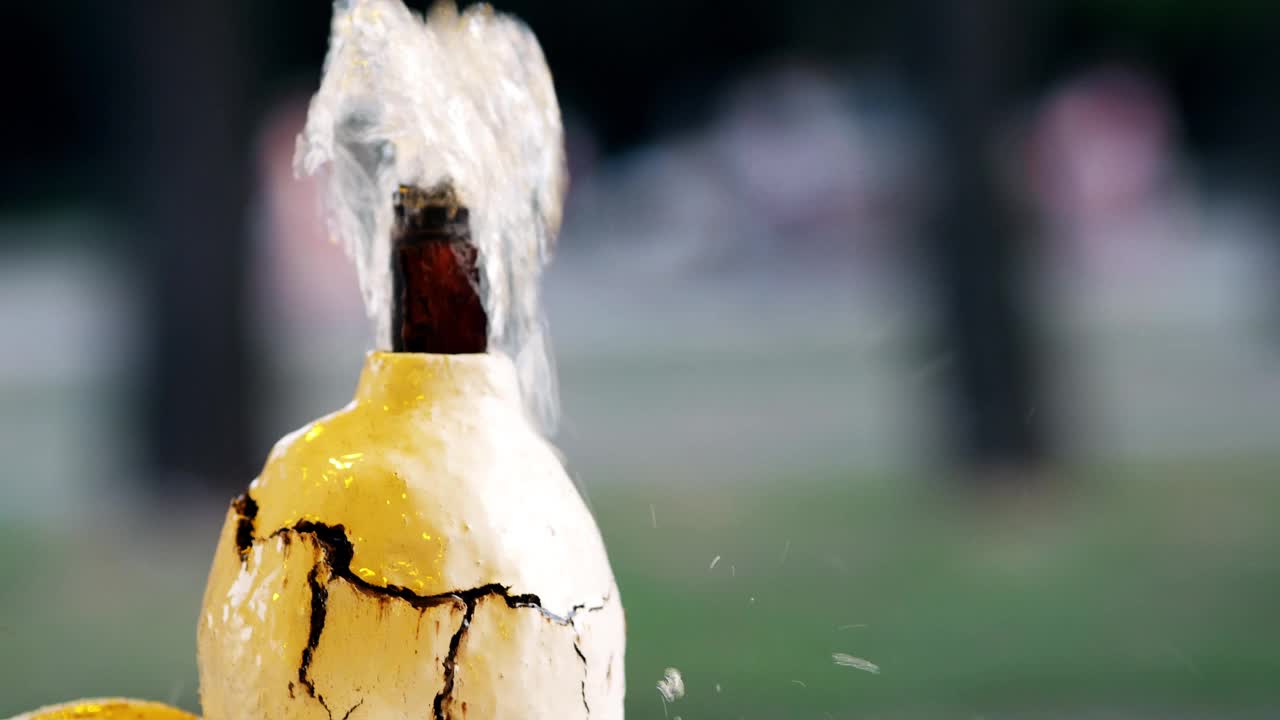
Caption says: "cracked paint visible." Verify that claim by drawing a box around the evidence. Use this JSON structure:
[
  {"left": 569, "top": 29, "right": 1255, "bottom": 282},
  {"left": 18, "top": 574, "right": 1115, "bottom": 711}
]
[
  {"left": 197, "top": 353, "right": 624, "bottom": 719},
  {"left": 237, "top": 516, "right": 608, "bottom": 720}
]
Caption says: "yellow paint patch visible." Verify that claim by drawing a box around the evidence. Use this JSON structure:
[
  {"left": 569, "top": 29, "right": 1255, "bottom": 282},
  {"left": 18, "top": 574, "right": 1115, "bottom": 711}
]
[{"left": 14, "top": 698, "right": 198, "bottom": 720}]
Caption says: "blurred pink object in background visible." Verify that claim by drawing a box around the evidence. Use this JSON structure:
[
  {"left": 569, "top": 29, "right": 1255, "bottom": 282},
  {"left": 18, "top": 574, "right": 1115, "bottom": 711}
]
[
  {"left": 1027, "top": 66, "right": 1192, "bottom": 273},
  {"left": 253, "top": 96, "right": 365, "bottom": 342}
]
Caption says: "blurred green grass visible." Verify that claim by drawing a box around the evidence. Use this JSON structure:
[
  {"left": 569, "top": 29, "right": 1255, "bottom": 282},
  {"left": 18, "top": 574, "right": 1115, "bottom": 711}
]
[
  {"left": 3, "top": 459, "right": 1279, "bottom": 718},
  {"left": 603, "top": 460, "right": 1280, "bottom": 718}
]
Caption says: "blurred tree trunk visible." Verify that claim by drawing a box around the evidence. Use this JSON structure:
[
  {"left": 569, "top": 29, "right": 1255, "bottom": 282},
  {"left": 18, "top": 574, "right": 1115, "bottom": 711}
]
[
  {"left": 910, "top": 0, "right": 1049, "bottom": 479},
  {"left": 1255, "top": 12, "right": 1280, "bottom": 345},
  {"left": 127, "top": 0, "right": 256, "bottom": 496}
]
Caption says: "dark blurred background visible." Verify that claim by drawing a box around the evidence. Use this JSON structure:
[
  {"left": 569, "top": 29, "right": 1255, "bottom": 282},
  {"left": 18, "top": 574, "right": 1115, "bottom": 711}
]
[{"left": 4, "top": 1, "right": 1280, "bottom": 717}]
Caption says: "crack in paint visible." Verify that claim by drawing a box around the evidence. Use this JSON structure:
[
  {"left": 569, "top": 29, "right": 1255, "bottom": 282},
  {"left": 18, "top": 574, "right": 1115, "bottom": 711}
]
[
  {"left": 339, "top": 698, "right": 364, "bottom": 720},
  {"left": 432, "top": 595, "right": 476, "bottom": 720},
  {"left": 280, "top": 520, "right": 598, "bottom": 621},
  {"left": 572, "top": 636, "right": 590, "bottom": 716},
  {"left": 299, "top": 563, "right": 334, "bottom": 719},
  {"left": 228, "top": 494, "right": 609, "bottom": 719}
]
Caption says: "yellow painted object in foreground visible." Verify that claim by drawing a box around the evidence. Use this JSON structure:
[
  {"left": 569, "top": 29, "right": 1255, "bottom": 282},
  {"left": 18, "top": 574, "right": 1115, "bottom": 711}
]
[
  {"left": 10, "top": 699, "right": 197, "bottom": 720},
  {"left": 198, "top": 351, "right": 624, "bottom": 719}
]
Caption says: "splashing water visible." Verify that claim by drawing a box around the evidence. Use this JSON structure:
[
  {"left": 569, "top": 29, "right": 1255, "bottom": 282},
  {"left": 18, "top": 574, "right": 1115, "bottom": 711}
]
[
  {"left": 296, "top": 0, "right": 566, "bottom": 430},
  {"left": 832, "top": 652, "right": 880, "bottom": 674},
  {"left": 656, "top": 667, "right": 685, "bottom": 703}
]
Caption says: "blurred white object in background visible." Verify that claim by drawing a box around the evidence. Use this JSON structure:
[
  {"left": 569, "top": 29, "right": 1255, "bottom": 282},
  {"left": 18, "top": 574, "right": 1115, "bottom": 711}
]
[
  {"left": 0, "top": 216, "right": 138, "bottom": 519},
  {"left": 711, "top": 63, "right": 925, "bottom": 265}
]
